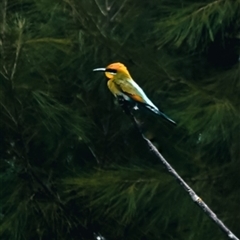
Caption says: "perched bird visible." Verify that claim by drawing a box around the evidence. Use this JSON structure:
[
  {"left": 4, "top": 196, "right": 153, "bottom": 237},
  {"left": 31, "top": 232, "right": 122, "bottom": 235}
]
[{"left": 93, "top": 62, "right": 176, "bottom": 125}]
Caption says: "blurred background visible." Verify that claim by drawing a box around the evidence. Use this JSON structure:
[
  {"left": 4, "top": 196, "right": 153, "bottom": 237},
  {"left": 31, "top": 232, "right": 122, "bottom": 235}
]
[{"left": 0, "top": 0, "right": 239, "bottom": 239}]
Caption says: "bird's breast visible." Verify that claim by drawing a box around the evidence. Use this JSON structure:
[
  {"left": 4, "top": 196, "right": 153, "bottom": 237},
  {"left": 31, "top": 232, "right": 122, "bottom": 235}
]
[
  {"left": 107, "top": 80, "right": 121, "bottom": 96},
  {"left": 107, "top": 80, "right": 131, "bottom": 101}
]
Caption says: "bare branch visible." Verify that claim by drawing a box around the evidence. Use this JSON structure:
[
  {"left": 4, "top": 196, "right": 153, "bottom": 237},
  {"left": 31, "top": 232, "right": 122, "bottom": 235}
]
[{"left": 127, "top": 109, "right": 239, "bottom": 240}]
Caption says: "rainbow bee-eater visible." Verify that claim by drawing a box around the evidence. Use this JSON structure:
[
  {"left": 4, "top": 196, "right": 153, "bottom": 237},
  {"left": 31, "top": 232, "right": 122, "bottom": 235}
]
[{"left": 93, "top": 62, "right": 176, "bottom": 125}]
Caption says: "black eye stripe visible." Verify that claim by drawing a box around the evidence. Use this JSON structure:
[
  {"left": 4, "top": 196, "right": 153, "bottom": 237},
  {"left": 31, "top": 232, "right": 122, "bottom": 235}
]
[{"left": 105, "top": 68, "right": 117, "bottom": 73}]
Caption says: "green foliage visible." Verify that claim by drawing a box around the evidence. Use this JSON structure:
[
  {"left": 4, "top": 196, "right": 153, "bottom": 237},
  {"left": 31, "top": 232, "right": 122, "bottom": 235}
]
[
  {"left": 155, "top": 0, "right": 240, "bottom": 50},
  {"left": 63, "top": 166, "right": 204, "bottom": 239},
  {"left": 0, "top": 0, "right": 239, "bottom": 239}
]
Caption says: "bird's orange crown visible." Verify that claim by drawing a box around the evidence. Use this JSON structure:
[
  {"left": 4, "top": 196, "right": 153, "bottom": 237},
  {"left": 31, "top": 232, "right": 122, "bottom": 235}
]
[{"left": 105, "top": 62, "right": 131, "bottom": 79}]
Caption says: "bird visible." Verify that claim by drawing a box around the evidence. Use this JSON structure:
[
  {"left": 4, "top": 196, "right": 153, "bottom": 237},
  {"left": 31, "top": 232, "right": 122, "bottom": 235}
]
[{"left": 93, "top": 62, "right": 176, "bottom": 125}]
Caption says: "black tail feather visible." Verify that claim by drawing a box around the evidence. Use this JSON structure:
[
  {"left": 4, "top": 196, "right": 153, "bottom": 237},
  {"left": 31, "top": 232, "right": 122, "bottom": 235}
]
[
  {"left": 117, "top": 96, "right": 176, "bottom": 125},
  {"left": 141, "top": 103, "right": 176, "bottom": 125}
]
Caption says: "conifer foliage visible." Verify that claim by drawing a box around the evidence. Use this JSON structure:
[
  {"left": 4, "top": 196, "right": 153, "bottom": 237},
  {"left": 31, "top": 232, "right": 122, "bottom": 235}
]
[{"left": 0, "top": 0, "right": 239, "bottom": 239}]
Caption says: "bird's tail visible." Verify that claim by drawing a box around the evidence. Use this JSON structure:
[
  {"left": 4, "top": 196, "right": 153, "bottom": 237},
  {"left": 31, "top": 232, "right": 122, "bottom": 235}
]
[
  {"left": 158, "top": 111, "right": 176, "bottom": 125},
  {"left": 141, "top": 104, "right": 176, "bottom": 125}
]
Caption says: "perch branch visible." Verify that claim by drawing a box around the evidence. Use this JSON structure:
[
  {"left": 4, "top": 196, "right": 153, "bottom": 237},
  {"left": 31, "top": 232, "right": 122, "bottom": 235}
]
[{"left": 126, "top": 108, "right": 239, "bottom": 240}]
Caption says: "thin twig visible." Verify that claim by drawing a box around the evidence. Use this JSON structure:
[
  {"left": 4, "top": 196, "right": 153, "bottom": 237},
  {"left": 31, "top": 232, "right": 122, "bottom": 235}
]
[
  {"left": 10, "top": 17, "right": 25, "bottom": 84},
  {"left": 192, "top": 0, "right": 223, "bottom": 16},
  {"left": 127, "top": 109, "right": 239, "bottom": 240},
  {"left": 88, "top": 145, "right": 101, "bottom": 164},
  {"left": 110, "top": 0, "right": 127, "bottom": 22},
  {"left": 94, "top": 0, "right": 107, "bottom": 16},
  {"left": 0, "top": 69, "right": 8, "bottom": 79},
  {"left": 109, "top": 0, "right": 117, "bottom": 10},
  {"left": 0, "top": 101, "right": 18, "bottom": 125}
]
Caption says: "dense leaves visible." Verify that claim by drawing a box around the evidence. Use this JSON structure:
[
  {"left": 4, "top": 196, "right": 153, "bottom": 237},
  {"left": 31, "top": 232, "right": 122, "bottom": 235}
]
[{"left": 0, "top": 0, "right": 239, "bottom": 239}]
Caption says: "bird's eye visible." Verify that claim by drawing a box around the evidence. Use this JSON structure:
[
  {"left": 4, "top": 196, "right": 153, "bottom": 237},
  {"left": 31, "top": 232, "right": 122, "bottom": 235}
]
[{"left": 105, "top": 68, "right": 117, "bottom": 75}]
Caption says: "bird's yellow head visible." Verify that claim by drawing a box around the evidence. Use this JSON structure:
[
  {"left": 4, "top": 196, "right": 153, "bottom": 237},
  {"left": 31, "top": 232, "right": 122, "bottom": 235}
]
[{"left": 93, "top": 62, "right": 131, "bottom": 79}]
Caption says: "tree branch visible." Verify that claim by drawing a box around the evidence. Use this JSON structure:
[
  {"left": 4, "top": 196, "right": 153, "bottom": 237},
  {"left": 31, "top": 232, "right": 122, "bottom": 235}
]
[{"left": 127, "top": 109, "right": 239, "bottom": 240}]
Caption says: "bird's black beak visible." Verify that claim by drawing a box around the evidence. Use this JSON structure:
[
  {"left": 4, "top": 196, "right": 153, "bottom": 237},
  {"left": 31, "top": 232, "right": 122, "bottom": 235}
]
[{"left": 93, "top": 68, "right": 106, "bottom": 72}]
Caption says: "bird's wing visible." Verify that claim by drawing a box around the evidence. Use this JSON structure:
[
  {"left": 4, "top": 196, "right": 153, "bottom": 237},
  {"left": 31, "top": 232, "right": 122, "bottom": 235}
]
[
  {"left": 114, "top": 79, "right": 176, "bottom": 124},
  {"left": 114, "top": 78, "right": 148, "bottom": 104}
]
